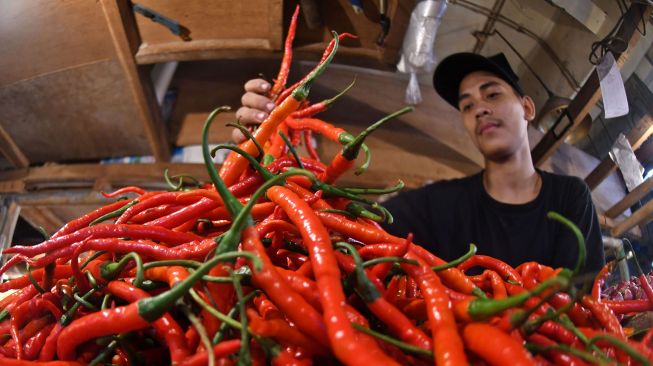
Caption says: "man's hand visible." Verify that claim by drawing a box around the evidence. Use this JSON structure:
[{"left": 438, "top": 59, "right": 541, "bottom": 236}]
[{"left": 233, "top": 79, "right": 277, "bottom": 143}]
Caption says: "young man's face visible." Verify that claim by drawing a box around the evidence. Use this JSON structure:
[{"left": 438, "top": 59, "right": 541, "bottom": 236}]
[{"left": 457, "top": 71, "right": 535, "bottom": 161}]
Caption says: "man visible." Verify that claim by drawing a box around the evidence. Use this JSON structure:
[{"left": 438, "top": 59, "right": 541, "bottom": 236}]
[
  {"left": 383, "top": 52, "right": 604, "bottom": 273},
  {"left": 236, "top": 52, "right": 604, "bottom": 273}
]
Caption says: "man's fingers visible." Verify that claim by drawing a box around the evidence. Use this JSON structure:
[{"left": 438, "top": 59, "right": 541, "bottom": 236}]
[
  {"left": 235, "top": 106, "right": 267, "bottom": 126},
  {"left": 241, "top": 91, "right": 275, "bottom": 112},
  {"left": 231, "top": 128, "right": 247, "bottom": 144},
  {"left": 244, "top": 78, "right": 272, "bottom": 94}
]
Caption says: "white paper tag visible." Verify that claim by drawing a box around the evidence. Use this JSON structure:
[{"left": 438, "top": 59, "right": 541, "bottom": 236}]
[{"left": 597, "top": 52, "right": 629, "bottom": 118}]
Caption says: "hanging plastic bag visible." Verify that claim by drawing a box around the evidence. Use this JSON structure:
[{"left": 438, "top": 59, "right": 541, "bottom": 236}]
[{"left": 397, "top": 0, "right": 448, "bottom": 105}]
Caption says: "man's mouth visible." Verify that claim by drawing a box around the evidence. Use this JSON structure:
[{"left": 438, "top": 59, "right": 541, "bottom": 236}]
[{"left": 478, "top": 122, "right": 499, "bottom": 135}]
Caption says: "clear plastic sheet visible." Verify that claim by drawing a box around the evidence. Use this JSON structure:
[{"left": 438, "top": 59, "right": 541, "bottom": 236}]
[
  {"left": 397, "top": 0, "right": 448, "bottom": 105},
  {"left": 609, "top": 133, "right": 644, "bottom": 191}
]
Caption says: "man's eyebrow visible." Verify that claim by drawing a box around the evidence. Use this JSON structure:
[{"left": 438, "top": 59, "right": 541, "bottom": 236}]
[{"left": 458, "top": 81, "right": 502, "bottom": 102}]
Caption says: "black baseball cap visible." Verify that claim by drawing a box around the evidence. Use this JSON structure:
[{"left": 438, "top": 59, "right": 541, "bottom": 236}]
[{"left": 433, "top": 52, "right": 524, "bottom": 108}]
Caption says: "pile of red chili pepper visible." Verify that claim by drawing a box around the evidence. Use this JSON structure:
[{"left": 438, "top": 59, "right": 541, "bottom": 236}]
[{"left": 1, "top": 7, "right": 653, "bottom": 366}]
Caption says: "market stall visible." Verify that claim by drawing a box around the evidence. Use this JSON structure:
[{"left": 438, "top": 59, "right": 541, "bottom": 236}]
[{"left": 0, "top": 0, "right": 653, "bottom": 365}]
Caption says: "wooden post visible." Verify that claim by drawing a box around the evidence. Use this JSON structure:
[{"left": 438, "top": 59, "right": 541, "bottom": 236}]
[
  {"left": 0, "top": 200, "right": 20, "bottom": 259},
  {"left": 0, "top": 125, "right": 28, "bottom": 168},
  {"left": 100, "top": 0, "right": 171, "bottom": 161}
]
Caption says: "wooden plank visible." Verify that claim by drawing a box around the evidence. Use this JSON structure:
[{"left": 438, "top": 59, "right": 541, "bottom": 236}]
[
  {"left": 100, "top": 0, "right": 171, "bottom": 162},
  {"left": 0, "top": 163, "right": 211, "bottom": 194},
  {"left": 531, "top": 3, "right": 652, "bottom": 166},
  {"left": 136, "top": 41, "right": 276, "bottom": 64},
  {"left": 0, "top": 60, "right": 152, "bottom": 163},
  {"left": 605, "top": 178, "right": 653, "bottom": 218},
  {"left": 0, "top": 124, "right": 28, "bottom": 168},
  {"left": 133, "top": 0, "right": 282, "bottom": 64},
  {"left": 0, "top": 0, "right": 115, "bottom": 86},
  {"left": 611, "top": 198, "right": 653, "bottom": 237}
]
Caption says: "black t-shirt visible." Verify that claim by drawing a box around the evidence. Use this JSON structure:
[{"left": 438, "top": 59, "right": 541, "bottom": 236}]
[{"left": 381, "top": 170, "right": 605, "bottom": 274}]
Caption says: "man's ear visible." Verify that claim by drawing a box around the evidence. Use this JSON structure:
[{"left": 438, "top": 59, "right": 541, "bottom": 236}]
[{"left": 522, "top": 95, "right": 536, "bottom": 122}]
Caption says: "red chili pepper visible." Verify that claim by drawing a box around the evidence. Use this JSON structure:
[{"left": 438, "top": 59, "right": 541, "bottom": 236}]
[
  {"left": 603, "top": 299, "right": 651, "bottom": 314},
  {"left": 285, "top": 117, "right": 346, "bottom": 142},
  {"left": 267, "top": 186, "right": 399, "bottom": 365},
  {"left": 484, "top": 269, "right": 507, "bottom": 299},
  {"left": 253, "top": 293, "right": 283, "bottom": 320},
  {"left": 459, "top": 255, "right": 523, "bottom": 284},
  {"left": 129, "top": 204, "right": 182, "bottom": 224},
  {"left": 591, "top": 261, "right": 614, "bottom": 300},
  {"left": 38, "top": 323, "right": 63, "bottom": 361},
  {"left": 177, "top": 339, "right": 241, "bottom": 366},
  {"left": 319, "top": 107, "right": 412, "bottom": 184},
  {"left": 220, "top": 33, "right": 340, "bottom": 186},
  {"left": 3, "top": 224, "right": 201, "bottom": 258},
  {"left": 639, "top": 273, "right": 653, "bottom": 306},
  {"left": 303, "top": 130, "right": 320, "bottom": 161},
  {"left": 23, "top": 323, "right": 55, "bottom": 361},
  {"left": 291, "top": 79, "right": 356, "bottom": 120},
  {"left": 526, "top": 333, "right": 588, "bottom": 366},
  {"left": 115, "top": 191, "right": 198, "bottom": 224},
  {"left": 241, "top": 226, "right": 329, "bottom": 348},
  {"left": 206, "top": 201, "right": 276, "bottom": 222},
  {"left": 16, "top": 238, "right": 216, "bottom": 273},
  {"left": 269, "top": 4, "right": 299, "bottom": 99},
  {"left": 0, "top": 358, "right": 84, "bottom": 365},
  {"left": 105, "top": 281, "right": 189, "bottom": 364},
  {"left": 536, "top": 320, "right": 579, "bottom": 347},
  {"left": 50, "top": 199, "right": 132, "bottom": 239},
  {"left": 265, "top": 121, "right": 290, "bottom": 159},
  {"left": 275, "top": 267, "right": 322, "bottom": 311},
  {"left": 401, "top": 250, "right": 468, "bottom": 365},
  {"left": 580, "top": 295, "right": 624, "bottom": 337},
  {"left": 58, "top": 302, "right": 149, "bottom": 360},
  {"left": 0, "top": 266, "right": 72, "bottom": 292},
  {"left": 247, "top": 308, "right": 327, "bottom": 356},
  {"left": 463, "top": 323, "right": 535, "bottom": 365},
  {"left": 409, "top": 244, "right": 485, "bottom": 297},
  {"left": 145, "top": 197, "right": 219, "bottom": 229},
  {"left": 275, "top": 33, "right": 357, "bottom": 104}
]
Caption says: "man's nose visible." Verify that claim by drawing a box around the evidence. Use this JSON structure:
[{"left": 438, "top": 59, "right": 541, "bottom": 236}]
[{"left": 474, "top": 102, "right": 491, "bottom": 119}]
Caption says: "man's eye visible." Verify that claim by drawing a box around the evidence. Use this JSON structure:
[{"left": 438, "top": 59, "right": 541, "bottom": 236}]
[
  {"left": 488, "top": 92, "right": 500, "bottom": 99},
  {"left": 461, "top": 104, "right": 472, "bottom": 112}
]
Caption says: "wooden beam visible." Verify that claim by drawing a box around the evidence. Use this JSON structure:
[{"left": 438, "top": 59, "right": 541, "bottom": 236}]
[
  {"left": 100, "top": 0, "right": 170, "bottom": 161},
  {"left": 531, "top": 3, "right": 651, "bottom": 167},
  {"left": 0, "top": 124, "right": 28, "bottom": 168},
  {"left": 136, "top": 42, "right": 275, "bottom": 64},
  {"left": 0, "top": 163, "right": 212, "bottom": 194},
  {"left": 611, "top": 197, "right": 653, "bottom": 237},
  {"left": 605, "top": 178, "right": 653, "bottom": 218}
]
